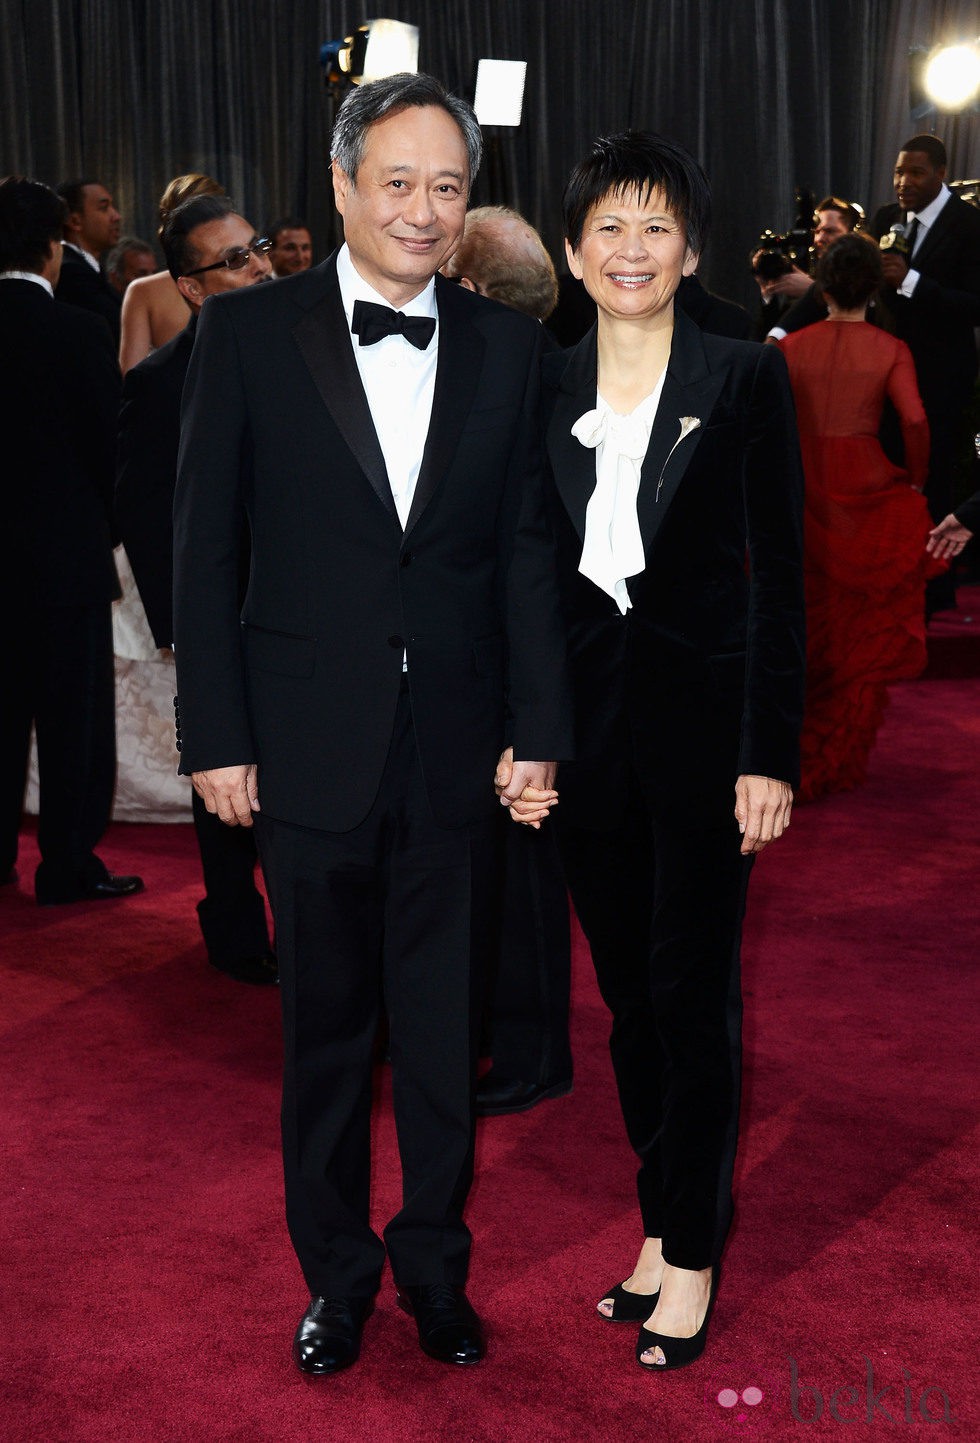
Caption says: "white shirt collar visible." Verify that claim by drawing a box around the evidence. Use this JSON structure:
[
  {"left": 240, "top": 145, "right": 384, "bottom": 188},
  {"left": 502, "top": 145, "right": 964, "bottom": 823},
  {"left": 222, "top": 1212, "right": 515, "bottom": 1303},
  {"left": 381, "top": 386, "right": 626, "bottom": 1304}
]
[
  {"left": 63, "top": 240, "right": 101, "bottom": 272},
  {"left": 907, "top": 183, "right": 951, "bottom": 229},
  {"left": 0, "top": 270, "right": 54, "bottom": 296},
  {"left": 336, "top": 243, "right": 437, "bottom": 327}
]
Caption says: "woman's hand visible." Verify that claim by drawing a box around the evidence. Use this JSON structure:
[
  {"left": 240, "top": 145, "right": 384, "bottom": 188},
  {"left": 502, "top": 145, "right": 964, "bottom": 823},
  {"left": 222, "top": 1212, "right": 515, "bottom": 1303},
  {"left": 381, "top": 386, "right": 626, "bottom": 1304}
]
[
  {"left": 734, "top": 774, "right": 793, "bottom": 854},
  {"left": 494, "top": 748, "right": 559, "bottom": 828}
]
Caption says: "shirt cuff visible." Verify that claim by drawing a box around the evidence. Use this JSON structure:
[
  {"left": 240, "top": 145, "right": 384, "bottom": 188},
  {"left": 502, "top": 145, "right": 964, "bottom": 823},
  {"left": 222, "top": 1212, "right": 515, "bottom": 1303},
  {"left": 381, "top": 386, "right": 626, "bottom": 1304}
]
[
  {"left": 767, "top": 326, "right": 788, "bottom": 341},
  {"left": 898, "top": 269, "right": 920, "bottom": 298}
]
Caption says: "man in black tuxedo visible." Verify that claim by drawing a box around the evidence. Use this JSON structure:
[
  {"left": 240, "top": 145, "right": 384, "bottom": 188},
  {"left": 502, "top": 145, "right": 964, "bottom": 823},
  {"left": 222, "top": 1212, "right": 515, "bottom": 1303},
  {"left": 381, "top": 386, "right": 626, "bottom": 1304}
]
[
  {"left": 870, "top": 135, "right": 980, "bottom": 609},
  {"left": 0, "top": 176, "right": 141, "bottom": 904},
  {"left": 55, "top": 179, "right": 123, "bottom": 346},
  {"left": 172, "top": 74, "right": 571, "bottom": 1374},
  {"left": 116, "top": 196, "right": 276, "bottom": 984}
]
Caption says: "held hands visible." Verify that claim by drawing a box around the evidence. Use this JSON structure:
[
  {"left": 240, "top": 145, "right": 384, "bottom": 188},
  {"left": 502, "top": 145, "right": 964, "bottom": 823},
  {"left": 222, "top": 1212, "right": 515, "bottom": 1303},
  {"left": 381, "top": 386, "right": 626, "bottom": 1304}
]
[
  {"left": 494, "top": 748, "right": 558, "bottom": 828},
  {"left": 734, "top": 774, "right": 793, "bottom": 855},
  {"left": 192, "top": 764, "right": 259, "bottom": 827},
  {"left": 926, "top": 513, "right": 973, "bottom": 562}
]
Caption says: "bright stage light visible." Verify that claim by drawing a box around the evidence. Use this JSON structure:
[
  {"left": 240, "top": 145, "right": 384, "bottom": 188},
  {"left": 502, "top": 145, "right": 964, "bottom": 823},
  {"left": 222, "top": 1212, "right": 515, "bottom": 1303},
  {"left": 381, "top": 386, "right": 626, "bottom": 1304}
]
[
  {"left": 320, "top": 19, "right": 419, "bottom": 90},
  {"left": 473, "top": 60, "right": 527, "bottom": 126},
  {"left": 922, "top": 41, "right": 980, "bottom": 110},
  {"left": 361, "top": 20, "right": 419, "bottom": 83}
]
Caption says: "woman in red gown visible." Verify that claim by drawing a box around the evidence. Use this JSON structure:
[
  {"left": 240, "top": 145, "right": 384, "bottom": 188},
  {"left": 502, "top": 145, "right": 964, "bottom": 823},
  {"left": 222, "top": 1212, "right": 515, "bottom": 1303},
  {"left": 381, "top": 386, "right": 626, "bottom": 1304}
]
[{"left": 778, "top": 233, "right": 938, "bottom": 802}]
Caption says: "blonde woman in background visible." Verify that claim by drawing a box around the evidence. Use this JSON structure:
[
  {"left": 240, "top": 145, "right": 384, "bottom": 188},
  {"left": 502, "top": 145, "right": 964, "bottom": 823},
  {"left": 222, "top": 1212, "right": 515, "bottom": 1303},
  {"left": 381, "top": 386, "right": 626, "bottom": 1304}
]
[{"left": 119, "top": 173, "right": 224, "bottom": 372}]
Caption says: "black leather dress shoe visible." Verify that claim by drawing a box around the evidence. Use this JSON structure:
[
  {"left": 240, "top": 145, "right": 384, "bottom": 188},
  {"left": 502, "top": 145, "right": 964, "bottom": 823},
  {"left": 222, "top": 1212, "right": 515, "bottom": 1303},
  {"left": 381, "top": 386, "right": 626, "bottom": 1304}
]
[
  {"left": 209, "top": 953, "right": 279, "bottom": 986},
  {"left": 475, "top": 1070, "right": 572, "bottom": 1117},
  {"left": 37, "top": 873, "right": 144, "bottom": 906},
  {"left": 396, "top": 1283, "right": 485, "bottom": 1364},
  {"left": 292, "top": 1296, "right": 372, "bottom": 1375}
]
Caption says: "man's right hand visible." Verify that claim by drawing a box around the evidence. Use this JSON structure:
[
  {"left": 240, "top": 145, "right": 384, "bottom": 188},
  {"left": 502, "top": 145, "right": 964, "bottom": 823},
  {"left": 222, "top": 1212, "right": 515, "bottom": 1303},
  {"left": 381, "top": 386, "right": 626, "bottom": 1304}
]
[
  {"left": 759, "top": 266, "right": 811, "bottom": 302},
  {"left": 191, "top": 764, "right": 259, "bottom": 826}
]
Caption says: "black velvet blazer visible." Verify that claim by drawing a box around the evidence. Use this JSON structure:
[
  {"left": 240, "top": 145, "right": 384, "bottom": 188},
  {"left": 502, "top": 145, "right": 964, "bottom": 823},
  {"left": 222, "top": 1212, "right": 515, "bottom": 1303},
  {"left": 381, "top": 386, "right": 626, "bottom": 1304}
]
[{"left": 542, "top": 310, "right": 805, "bottom": 825}]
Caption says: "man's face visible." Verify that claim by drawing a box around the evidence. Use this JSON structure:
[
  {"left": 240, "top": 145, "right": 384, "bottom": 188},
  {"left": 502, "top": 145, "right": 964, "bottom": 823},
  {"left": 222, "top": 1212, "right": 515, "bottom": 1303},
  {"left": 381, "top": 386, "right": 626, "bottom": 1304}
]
[
  {"left": 177, "top": 214, "right": 273, "bottom": 312},
  {"left": 332, "top": 104, "right": 469, "bottom": 307},
  {"left": 893, "top": 150, "right": 945, "bottom": 213},
  {"left": 111, "top": 249, "right": 157, "bottom": 294},
  {"left": 269, "top": 227, "right": 313, "bottom": 276},
  {"left": 73, "top": 184, "right": 121, "bottom": 256},
  {"left": 813, "top": 209, "right": 850, "bottom": 256}
]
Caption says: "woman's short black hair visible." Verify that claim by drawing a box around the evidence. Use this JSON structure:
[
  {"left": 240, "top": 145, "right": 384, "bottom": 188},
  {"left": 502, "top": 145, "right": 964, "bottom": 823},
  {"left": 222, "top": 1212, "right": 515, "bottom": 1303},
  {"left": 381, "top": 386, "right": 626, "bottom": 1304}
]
[
  {"left": 562, "top": 131, "right": 711, "bottom": 256},
  {"left": 816, "top": 232, "right": 883, "bottom": 310}
]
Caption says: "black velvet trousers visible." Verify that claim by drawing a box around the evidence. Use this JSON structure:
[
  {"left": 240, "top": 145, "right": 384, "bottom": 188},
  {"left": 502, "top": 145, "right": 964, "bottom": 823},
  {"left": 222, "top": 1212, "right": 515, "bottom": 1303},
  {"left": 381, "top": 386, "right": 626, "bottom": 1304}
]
[
  {"left": 556, "top": 782, "right": 752, "bottom": 1272},
  {"left": 255, "top": 686, "right": 496, "bottom": 1300}
]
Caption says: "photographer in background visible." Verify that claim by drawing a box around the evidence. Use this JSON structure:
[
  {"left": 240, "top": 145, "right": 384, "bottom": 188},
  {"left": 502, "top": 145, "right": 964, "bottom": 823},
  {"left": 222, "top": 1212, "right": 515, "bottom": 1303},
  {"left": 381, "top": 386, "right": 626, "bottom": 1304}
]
[
  {"left": 767, "top": 196, "right": 865, "bottom": 339},
  {"left": 750, "top": 194, "right": 860, "bottom": 337}
]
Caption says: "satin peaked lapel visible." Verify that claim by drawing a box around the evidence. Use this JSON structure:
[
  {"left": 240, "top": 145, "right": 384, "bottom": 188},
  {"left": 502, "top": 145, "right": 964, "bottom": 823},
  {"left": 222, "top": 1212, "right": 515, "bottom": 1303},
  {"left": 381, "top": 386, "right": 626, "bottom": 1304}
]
[
  {"left": 291, "top": 256, "right": 396, "bottom": 521},
  {"left": 636, "top": 310, "right": 729, "bottom": 554},
  {"left": 404, "top": 274, "right": 486, "bottom": 539},
  {"left": 546, "top": 326, "right": 599, "bottom": 543}
]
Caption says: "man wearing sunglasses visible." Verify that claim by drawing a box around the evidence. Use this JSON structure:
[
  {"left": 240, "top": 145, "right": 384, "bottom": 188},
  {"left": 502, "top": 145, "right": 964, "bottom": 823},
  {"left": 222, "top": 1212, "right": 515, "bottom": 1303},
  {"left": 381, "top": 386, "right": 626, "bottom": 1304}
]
[{"left": 116, "top": 195, "right": 275, "bottom": 984}]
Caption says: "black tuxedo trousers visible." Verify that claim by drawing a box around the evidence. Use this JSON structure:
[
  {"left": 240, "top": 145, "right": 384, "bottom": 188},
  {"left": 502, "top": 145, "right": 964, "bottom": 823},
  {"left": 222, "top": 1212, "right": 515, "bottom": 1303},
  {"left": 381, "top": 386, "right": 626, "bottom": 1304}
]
[{"left": 255, "top": 685, "right": 496, "bottom": 1296}]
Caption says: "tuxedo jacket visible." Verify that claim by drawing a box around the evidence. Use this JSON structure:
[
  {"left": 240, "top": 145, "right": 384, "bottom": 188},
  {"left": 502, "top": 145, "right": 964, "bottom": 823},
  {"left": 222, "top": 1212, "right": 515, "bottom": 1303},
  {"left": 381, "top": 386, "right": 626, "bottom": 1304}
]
[
  {"left": 116, "top": 319, "right": 196, "bottom": 646},
  {"left": 542, "top": 311, "right": 805, "bottom": 826},
  {"left": 0, "top": 279, "right": 120, "bottom": 611},
  {"left": 55, "top": 246, "right": 122, "bottom": 349},
  {"left": 870, "top": 194, "right": 980, "bottom": 407},
  {"left": 172, "top": 255, "right": 573, "bottom": 832}
]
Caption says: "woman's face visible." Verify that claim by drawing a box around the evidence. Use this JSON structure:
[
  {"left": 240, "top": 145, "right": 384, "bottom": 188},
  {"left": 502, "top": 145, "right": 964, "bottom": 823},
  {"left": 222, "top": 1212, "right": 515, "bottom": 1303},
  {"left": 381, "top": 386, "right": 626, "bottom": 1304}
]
[{"left": 566, "top": 185, "right": 697, "bottom": 324}]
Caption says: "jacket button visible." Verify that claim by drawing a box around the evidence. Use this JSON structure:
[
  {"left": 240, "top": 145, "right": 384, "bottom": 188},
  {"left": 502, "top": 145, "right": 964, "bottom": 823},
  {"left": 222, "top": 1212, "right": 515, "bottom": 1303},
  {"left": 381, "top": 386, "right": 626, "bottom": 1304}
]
[
  {"left": 400, "top": 551, "right": 413, "bottom": 567},
  {"left": 387, "top": 634, "right": 404, "bottom": 648}
]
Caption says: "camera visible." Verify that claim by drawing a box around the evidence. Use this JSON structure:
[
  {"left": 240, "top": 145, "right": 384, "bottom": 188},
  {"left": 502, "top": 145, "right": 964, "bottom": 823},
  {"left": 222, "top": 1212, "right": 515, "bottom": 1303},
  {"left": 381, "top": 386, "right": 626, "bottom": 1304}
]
[{"left": 751, "top": 186, "right": 816, "bottom": 280}]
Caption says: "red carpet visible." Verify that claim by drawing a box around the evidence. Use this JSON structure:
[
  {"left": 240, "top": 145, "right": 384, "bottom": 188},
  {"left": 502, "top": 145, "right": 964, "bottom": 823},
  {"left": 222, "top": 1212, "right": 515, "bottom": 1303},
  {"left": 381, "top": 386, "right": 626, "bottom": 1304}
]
[{"left": 2, "top": 677, "right": 978, "bottom": 1440}]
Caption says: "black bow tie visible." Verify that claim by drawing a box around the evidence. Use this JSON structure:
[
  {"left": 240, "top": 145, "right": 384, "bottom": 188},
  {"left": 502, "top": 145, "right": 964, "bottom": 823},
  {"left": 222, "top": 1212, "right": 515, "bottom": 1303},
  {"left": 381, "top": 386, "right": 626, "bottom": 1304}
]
[{"left": 351, "top": 299, "right": 436, "bottom": 351}]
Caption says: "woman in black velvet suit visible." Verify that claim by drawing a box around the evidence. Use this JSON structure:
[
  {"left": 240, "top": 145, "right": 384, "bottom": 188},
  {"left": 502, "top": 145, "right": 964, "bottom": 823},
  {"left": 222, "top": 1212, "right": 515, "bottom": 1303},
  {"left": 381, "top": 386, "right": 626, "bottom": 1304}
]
[{"left": 521, "top": 134, "right": 805, "bottom": 1368}]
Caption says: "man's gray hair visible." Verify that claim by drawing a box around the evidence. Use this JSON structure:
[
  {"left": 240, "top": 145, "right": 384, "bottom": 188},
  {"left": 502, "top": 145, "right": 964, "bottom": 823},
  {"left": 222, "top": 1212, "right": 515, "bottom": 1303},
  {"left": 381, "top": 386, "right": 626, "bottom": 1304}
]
[{"left": 330, "top": 72, "right": 482, "bottom": 193}]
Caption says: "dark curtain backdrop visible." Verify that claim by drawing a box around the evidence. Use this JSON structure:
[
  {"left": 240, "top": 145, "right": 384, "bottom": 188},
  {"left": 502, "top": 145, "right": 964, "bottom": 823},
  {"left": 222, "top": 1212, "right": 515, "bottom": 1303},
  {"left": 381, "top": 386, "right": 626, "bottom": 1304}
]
[{"left": 2, "top": 0, "right": 977, "bottom": 308}]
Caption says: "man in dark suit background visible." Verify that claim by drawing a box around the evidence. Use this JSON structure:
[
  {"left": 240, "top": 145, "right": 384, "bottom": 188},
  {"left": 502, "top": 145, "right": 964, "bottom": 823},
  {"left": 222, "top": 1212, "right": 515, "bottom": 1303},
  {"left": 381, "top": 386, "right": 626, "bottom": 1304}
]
[
  {"left": 0, "top": 176, "right": 141, "bottom": 904},
  {"left": 870, "top": 135, "right": 980, "bottom": 611},
  {"left": 116, "top": 195, "right": 276, "bottom": 983},
  {"left": 55, "top": 178, "right": 123, "bottom": 346},
  {"left": 172, "top": 74, "right": 571, "bottom": 1375}
]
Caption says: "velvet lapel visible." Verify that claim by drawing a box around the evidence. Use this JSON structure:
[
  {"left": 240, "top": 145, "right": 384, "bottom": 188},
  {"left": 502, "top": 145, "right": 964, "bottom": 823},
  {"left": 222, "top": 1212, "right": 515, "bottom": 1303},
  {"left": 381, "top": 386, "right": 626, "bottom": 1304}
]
[
  {"left": 403, "top": 273, "right": 486, "bottom": 539},
  {"left": 547, "top": 310, "right": 729, "bottom": 553},
  {"left": 291, "top": 253, "right": 396, "bottom": 522},
  {"left": 636, "top": 309, "right": 728, "bottom": 555}
]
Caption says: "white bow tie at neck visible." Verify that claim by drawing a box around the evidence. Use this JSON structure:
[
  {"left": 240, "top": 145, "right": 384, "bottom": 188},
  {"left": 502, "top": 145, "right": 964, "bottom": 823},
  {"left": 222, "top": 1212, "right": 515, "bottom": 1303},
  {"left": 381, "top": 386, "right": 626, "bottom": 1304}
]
[
  {"left": 570, "top": 407, "right": 650, "bottom": 461},
  {"left": 572, "top": 407, "right": 648, "bottom": 615}
]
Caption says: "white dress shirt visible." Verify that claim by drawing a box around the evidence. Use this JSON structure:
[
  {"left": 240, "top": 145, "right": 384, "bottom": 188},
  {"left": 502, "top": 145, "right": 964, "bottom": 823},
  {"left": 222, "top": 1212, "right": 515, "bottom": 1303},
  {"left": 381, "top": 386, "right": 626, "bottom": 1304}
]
[
  {"left": 898, "top": 183, "right": 951, "bottom": 298},
  {"left": 572, "top": 374, "right": 666, "bottom": 614},
  {"left": 0, "top": 270, "right": 54, "bottom": 296},
  {"left": 336, "top": 243, "right": 438, "bottom": 530}
]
